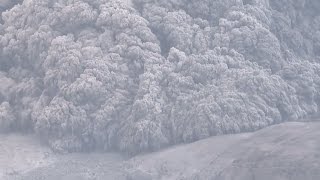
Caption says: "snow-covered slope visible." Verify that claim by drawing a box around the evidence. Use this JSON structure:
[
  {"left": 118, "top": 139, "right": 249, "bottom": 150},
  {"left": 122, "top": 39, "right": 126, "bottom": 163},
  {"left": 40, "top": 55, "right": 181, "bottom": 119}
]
[{"left": 2, "top": 122, "right": 320, "bottom": 180}]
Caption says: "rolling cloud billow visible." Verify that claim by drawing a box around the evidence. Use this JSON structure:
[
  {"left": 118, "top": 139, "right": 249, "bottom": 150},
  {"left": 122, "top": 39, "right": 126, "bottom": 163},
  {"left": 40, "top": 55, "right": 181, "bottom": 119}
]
[{"left": 0, "top": 0, "right": 319, "bottom": 155}]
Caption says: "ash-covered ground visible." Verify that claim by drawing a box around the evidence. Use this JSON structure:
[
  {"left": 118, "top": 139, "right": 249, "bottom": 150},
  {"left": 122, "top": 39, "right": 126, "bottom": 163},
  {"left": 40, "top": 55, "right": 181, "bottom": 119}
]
[{"left": 1, "top": 122, "right": 320, "bottom": 180}]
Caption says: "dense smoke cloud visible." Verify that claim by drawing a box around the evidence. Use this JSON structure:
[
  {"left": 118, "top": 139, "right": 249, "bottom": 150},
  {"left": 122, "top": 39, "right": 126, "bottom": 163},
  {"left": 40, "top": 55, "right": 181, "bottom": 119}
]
[{"left": 0, "top": 0, "right": 319, "bottom": 154}]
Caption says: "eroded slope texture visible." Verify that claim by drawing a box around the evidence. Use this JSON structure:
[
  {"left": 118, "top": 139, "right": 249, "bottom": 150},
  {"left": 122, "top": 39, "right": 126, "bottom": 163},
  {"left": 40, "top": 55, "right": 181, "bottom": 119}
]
[{"left": 0, "top": 0, "right": 319, "bottom": 154}]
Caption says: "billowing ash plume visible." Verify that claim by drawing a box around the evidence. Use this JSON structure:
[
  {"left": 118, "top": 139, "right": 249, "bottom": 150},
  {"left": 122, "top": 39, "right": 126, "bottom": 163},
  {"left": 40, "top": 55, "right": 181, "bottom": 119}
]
[{"left": 0, "top": 0, "right": 319, "bottom": 154}]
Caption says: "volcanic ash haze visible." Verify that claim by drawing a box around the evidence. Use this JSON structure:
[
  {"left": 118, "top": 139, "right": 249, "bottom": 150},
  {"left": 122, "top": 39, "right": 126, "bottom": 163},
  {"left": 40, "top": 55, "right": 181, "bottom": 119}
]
[{"left": 0, "top": 0, "right": 319, "bottom": 155}]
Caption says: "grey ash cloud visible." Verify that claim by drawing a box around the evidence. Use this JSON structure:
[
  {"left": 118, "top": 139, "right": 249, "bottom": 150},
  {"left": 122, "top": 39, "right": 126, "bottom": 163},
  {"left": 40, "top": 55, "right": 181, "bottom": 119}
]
[{"left": 0, "top": 0, "right": 319, "bottom": 155}]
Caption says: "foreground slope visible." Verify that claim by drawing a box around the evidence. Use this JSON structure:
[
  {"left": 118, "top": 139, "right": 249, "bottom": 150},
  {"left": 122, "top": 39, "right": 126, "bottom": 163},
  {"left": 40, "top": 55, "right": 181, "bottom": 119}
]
[
  {"left": 126, "top": 121, "right": 320, "bottom": 180},
  {"left": 2, "top": 121, "right": 320, "bottom": 180}
]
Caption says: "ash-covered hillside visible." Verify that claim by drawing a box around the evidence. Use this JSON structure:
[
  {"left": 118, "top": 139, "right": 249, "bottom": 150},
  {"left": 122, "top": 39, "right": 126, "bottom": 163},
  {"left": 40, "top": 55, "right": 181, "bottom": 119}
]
[{"left": 0, "top": 0, "right": 319, "bottom": 154}]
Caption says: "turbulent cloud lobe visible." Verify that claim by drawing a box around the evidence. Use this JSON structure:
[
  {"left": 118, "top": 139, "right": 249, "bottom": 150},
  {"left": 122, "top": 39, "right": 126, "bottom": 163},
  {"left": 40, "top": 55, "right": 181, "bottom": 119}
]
[{"left": 0, "top": 0, "right": 319, "bottom": 154}]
